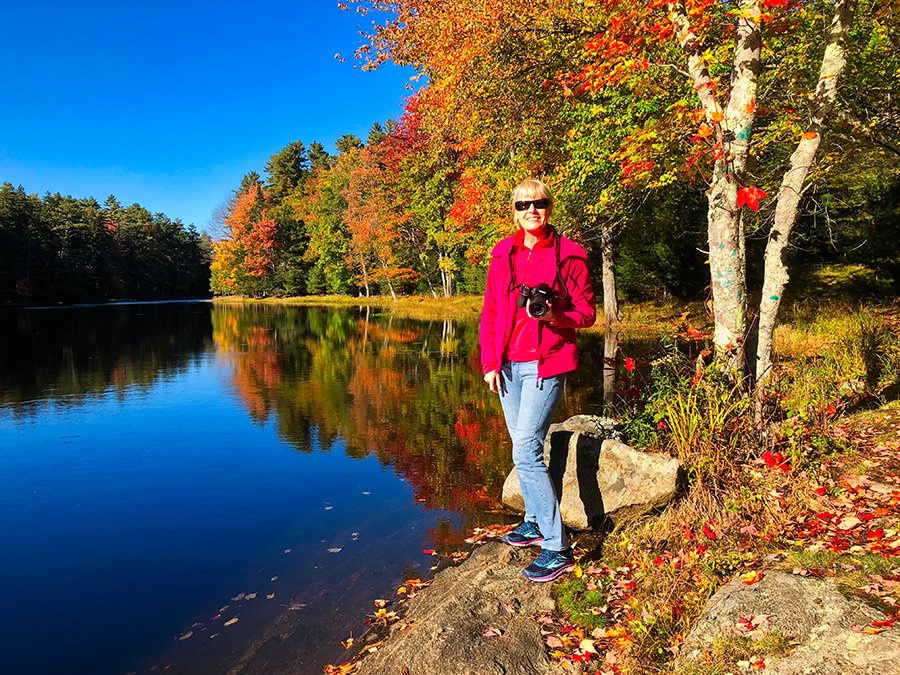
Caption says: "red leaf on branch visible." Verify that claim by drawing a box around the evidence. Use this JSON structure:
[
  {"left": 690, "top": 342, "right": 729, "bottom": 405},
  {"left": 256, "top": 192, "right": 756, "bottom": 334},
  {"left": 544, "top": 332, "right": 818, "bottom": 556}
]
[
  {"left": 624, "top": 356, "right": 636, "bottom": 372},
  {"left": 737, "top": 186, "right": 768, "bottom": 212}
]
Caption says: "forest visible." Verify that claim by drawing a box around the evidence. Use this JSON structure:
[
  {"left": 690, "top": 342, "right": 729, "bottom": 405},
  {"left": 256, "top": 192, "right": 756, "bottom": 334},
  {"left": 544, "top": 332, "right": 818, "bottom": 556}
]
[
  {"left": 209, "top": 0, "right": 897, "bottom": 317},
  {"left": 0, "top": 183, "right": 212, "bottom": 305}
]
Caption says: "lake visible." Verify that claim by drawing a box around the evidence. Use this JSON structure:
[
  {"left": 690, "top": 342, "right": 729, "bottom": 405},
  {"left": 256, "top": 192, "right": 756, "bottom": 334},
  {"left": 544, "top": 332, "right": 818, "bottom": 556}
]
[{"left": 0, "top": 301, "right": 627, "bottom": 675}]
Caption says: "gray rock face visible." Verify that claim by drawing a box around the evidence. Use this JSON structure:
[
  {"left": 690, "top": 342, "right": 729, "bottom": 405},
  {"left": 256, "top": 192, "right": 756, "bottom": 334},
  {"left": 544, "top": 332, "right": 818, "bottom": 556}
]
[
  {"left": 353, "top": 542, "right": 567, "bottom": 675},
  {"left": 679, "top": 570, "right": 900, "bottom": 675},
  {"left": 501, "top": 415, "right": 680, "bottom": 530}
]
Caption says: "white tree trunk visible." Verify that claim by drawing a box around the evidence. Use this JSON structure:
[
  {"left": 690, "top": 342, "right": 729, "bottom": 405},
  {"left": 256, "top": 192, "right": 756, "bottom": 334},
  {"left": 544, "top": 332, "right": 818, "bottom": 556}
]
[
  {"left": 755, "top": 0, "right": 858, "bottom": 398},
  {"left": 669, "top": 0, "right": 761, "bottom": 371},
  {"left": 600, "top": 221, "right": 620, "bottom": 328}
]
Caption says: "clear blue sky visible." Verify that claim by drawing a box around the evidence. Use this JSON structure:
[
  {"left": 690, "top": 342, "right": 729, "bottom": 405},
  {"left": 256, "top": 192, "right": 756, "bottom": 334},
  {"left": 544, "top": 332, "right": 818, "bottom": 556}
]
[{"left": 0, "top": 0, "right": 413, "bottom": 233}]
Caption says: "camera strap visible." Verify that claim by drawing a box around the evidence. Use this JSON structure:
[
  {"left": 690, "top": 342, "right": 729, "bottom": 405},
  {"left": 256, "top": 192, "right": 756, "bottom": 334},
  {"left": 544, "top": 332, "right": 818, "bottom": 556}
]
[{"left": 506, "top": 226, "right": 570, "bottom": 303}]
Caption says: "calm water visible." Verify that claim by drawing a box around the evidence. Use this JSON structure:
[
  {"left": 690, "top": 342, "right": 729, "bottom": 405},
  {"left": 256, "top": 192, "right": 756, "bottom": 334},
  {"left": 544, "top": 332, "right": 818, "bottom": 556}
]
[{"left": 0, "top": 301, "right": 621, "bottom": 675}]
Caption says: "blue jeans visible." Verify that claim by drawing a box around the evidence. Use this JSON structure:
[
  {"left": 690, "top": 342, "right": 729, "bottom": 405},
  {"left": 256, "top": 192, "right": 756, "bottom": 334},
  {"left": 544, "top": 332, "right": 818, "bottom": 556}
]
[{"left": 499, "top": 360, "right": 567, "bottom": 551}]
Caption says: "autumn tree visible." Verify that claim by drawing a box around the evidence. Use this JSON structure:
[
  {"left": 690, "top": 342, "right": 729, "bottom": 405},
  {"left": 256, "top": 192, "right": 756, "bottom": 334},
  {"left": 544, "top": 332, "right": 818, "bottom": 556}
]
[
  {"left": 210, "top": 185, "right": 278, "bottom": 296},
  {"left": 343, "top": 138, "right": 418, "bottom": 299}
]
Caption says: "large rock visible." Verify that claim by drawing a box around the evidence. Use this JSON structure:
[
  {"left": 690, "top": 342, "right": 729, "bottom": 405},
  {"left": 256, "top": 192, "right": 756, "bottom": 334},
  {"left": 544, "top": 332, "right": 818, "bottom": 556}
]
[
  {"left": 353, "top": 542, "right": 568, "bottom": 675},
  {"left": 501, "top": 415, "right": 680, "bottom": 530},
  {"left": 678, "top": 570, "right": 900, "bottom": 674}
]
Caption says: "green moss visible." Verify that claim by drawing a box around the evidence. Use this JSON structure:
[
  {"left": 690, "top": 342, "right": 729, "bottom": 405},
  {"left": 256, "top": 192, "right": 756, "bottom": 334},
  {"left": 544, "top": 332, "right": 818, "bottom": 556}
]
[{"left": 552, "top": 577, "right": 612, "bottom": 630}]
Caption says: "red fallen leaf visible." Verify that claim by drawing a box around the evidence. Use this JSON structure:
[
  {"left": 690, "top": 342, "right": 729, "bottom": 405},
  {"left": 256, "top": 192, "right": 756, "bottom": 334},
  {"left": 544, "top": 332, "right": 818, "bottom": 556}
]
[
  {"left": 683, "top": 525, "right": 695, "bottom": 541},
  {"left": 815, "top": 487, "right": 827, "bottom": 496},
  {"left": 696, "top": 545, "right": 708, "bottom": 555},
  {"left": 868, "top": 528, "right": 885, "bottom": 540},
  {"left": 763, "top": 0, "right": 790, "bottom": 6},
  {"left": 761, "top": 450, "right": 778, "bottom": 467},
  {"left": 703, "top": 522, "right": 718, "bottom": 541},
  {"left": 872, "top": 617, "right": 896, "bottom": 628},
  {"left": 571, "top": 652, "right": 593, "bottom": 663},
  {"left": 422, "top": 549, "right": 436, "bottom": 555},
  {"left": 657, "top": 419, "right": 668, "bottom": 430},
  {"left": 737, "top": 186, "right": 768, "bottom": 212},
  {"left": 815, "top": 512, "right": 834, "bottom": 522},
  {"left": 739, "top": 570, "right": 764, "bottom": 585},
  {"left": 653, "top": 555, "right": 664, "bottom": 566},
  {"left": 873, "top": 508, "right": 891, "bottom": 517},
  {"left": 858, "top": 512, "right": 875, "bottom": 521}
]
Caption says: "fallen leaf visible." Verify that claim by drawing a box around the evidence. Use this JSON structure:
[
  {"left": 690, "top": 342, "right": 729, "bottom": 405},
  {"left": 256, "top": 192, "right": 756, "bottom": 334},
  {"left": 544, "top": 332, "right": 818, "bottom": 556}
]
[
  {"left": 224, "top": 618, "right": 239, "bottom": 627},
  {"left": 328, "top": 547, "right": 343, "bottom": 553},
  {"left": 739, "top": 571, "right": 764, "bottom": 585},
  {"left": 178, "top": 631, "right": 193, "bottom": 641},
  {"left": 837, "top": 516, "right": 862, "bottom": 530},
  {"left": 482, "top": 627, "right": 504, "bottom": 638}
]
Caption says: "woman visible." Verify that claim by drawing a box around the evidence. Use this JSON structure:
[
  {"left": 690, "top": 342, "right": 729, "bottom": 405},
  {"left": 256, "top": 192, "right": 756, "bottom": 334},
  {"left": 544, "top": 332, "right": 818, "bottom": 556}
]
[{"left": 480, "top": 178, "right": 596, "bottom": 582}]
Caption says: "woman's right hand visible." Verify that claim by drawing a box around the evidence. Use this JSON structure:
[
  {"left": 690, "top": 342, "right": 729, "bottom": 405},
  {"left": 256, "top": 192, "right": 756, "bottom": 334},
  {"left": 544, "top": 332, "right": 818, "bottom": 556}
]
[{"left": 484, "top": 370, "right": 502, "bottom": 394}]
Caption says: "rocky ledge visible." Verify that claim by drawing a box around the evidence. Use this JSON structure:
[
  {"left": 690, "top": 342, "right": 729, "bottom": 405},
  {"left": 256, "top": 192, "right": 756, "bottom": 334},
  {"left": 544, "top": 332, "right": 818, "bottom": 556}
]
[{"left": 353, "top": 542, "right": 567, "bottom": 675}]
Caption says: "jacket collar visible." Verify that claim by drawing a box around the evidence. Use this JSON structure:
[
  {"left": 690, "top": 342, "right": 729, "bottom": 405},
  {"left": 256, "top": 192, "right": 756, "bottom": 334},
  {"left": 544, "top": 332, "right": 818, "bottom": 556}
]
[{"left": 513, "top": 225, "right": 555, "bottom": 250}]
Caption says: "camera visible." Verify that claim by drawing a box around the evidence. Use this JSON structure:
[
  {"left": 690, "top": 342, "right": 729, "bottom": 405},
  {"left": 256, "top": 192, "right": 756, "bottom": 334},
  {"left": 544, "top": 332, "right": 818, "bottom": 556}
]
[{"left": 516, "top": 283, "right": 555, "bottom": 318}]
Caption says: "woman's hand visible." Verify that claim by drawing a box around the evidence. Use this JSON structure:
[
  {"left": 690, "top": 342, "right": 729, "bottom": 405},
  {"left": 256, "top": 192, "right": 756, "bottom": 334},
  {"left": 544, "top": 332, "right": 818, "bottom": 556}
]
[{"left": 484, "top": 370, "right": 502, "bottom": 394}]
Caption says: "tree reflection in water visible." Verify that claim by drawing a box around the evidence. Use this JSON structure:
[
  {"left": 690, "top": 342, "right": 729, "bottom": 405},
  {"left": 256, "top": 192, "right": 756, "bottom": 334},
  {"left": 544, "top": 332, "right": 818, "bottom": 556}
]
[
  {"left": 0, "top": 302, "right": 214, "bottom": 420},
  {"left": 212, "top": 304, "right": 655, "bottom": 536}
]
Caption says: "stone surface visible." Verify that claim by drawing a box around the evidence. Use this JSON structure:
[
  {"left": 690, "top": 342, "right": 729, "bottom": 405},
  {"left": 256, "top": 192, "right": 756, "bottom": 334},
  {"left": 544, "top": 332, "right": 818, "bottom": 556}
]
[
  {"left": 678, "top": 570, "right": 900, "bottom": 675},
  {"left": 353, "top": 542, "right": 568, "bottom": 675},
  {"left": 501, "top": 415, "right": 680, "bottom": 530},
  {"left": 595, "top": 439, "right": 682, "bottom": 523}
]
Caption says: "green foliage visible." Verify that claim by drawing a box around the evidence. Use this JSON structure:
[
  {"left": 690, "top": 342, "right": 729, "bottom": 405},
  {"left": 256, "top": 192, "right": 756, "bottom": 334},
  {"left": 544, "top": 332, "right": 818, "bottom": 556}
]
[{"left": 0, "top": 182, "right": 210, "bottom": 304}]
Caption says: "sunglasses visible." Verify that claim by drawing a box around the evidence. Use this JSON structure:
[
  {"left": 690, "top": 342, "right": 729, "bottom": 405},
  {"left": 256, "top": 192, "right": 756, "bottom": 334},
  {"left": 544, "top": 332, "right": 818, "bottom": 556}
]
[{"left": 514, "top": 198, "right": 550, "bottom": 211}]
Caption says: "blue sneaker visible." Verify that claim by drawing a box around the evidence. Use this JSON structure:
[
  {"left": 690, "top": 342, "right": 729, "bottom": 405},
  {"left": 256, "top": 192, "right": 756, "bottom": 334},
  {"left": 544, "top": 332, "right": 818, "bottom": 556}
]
[
  {"left": 502, "top": 522, "right": 545, "bottom": 548},
  {"left": 522, "top": 548, "right": 575, "bottom": 582}
]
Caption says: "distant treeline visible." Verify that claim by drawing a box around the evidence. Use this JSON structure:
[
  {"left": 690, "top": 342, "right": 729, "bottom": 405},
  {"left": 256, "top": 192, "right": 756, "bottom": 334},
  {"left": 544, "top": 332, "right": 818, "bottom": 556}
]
[{"left": 0, "top": 182, "right": 212, "bottom": 305}]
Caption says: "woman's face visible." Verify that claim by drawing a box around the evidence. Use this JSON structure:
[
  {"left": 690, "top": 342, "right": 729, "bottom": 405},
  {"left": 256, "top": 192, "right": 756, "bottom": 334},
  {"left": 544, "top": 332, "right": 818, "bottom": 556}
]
[{"left": 513, "top": 192, "right": 550, "bottom": 233}]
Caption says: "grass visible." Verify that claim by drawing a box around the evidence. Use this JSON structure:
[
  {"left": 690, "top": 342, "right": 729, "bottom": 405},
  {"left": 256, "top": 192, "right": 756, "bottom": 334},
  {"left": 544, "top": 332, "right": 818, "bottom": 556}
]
[
  {"left": 677, "top": 634, "right": 792, "bottom": 675},
  {"left": 784, "top": 549, "right": 898, "bottom": 578}
]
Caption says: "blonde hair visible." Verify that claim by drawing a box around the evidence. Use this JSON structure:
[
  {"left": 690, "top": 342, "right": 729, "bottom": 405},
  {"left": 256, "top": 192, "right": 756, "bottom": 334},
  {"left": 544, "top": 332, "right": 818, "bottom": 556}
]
[{"left": 511, "top": 178, "right": 553, "bottom": 218}]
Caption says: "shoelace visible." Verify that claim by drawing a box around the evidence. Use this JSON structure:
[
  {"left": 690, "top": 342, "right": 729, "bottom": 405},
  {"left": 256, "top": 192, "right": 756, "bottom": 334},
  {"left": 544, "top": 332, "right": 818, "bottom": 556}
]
[{"left": 533, "top": 550, "right": 560, "bottom": 566}]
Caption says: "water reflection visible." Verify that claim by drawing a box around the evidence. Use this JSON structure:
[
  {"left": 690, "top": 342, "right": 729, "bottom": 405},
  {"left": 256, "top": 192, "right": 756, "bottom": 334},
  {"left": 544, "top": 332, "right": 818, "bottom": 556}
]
[
  {"left": 0, "top": 301, "right": 214, "bottom": 420},
  {"left": 0, "top": 302, "right": 660, "bottom": 674}
]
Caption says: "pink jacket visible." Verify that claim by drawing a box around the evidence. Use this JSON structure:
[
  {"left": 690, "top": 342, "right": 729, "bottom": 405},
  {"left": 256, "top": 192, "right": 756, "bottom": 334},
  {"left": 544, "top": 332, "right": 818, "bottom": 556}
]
[{"left": 479, "top": 228, "right": 596, "bottom": 379}]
